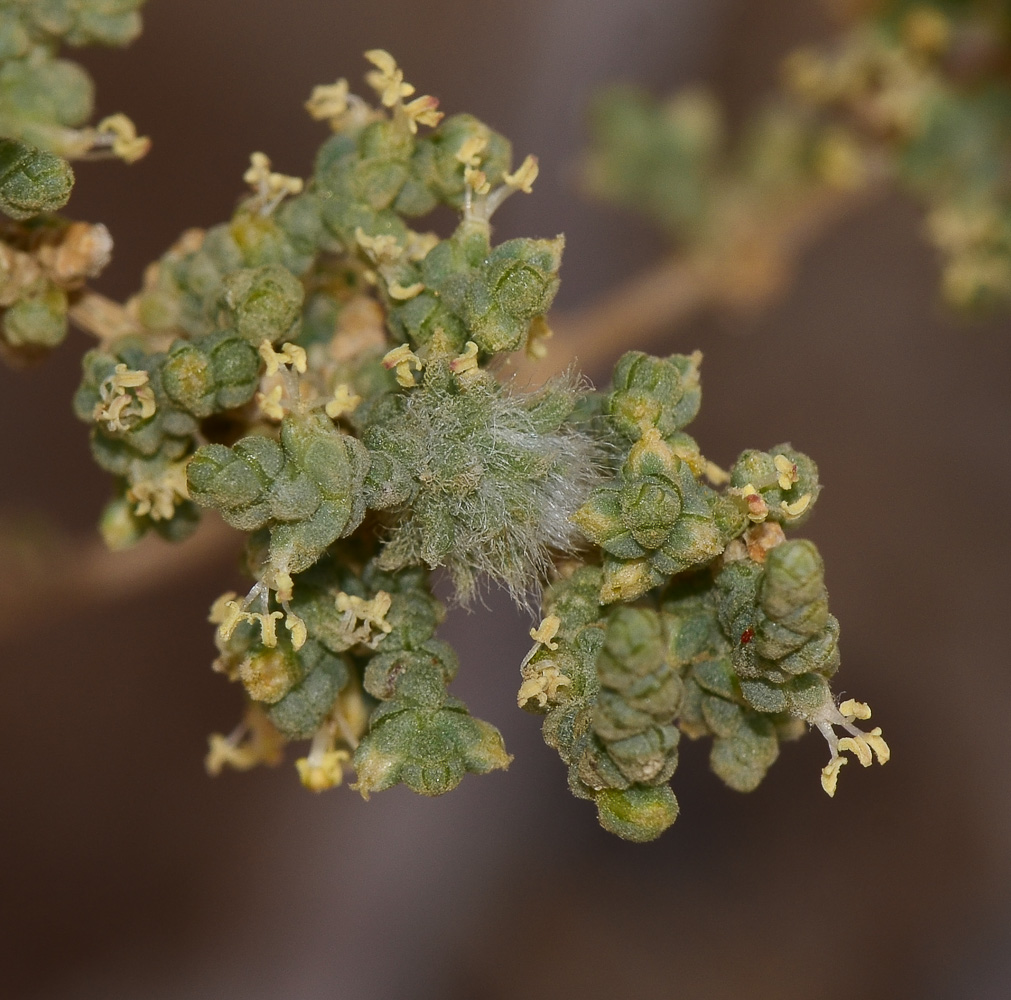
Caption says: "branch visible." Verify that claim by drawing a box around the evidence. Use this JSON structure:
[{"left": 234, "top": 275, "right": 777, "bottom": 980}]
[
  {"left": 0, "top": 515, "right": 241, "bottom": 642},
  {"left": 526, "top": 184, "right": 877, "bottom": 380},
  {"left": 68, "top": 290, "right": 144, "bottom": 343}
]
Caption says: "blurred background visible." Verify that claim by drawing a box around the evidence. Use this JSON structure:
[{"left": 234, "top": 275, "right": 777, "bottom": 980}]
[{"left": 2, "top": 0, "right": 1010, "bottom": 997}]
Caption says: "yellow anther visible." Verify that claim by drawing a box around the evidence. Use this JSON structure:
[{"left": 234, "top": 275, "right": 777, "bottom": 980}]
[
  {"left": 780, "top": 493, "right": 812, "bottom": 518},
  {"left": 216, "top": 599, "right": 247, "bottom": 642},
  {"left": 127, "top": 460, "right": 190, "bottom": 521},
  {"left": 325, "top": 383, "right": 362, "bottom": 420},
  {"left": 820, "top": 755, "right": 847, "bottom": 797},
  {"left": 405, "top": 231, "right": 440, "bottom": 261},
  {"left": 93, "top": 363, "right": 156, "bottom": 432},
  {"left": 274, "top": 571, "right": 294, "bottom": 603},
  {"left": 296, "top": 749, "right": 350, "bottom": 791},
  {"left": 732, "top": 483, "right": 769, "bottom": 523},
  {"left": 96, "top": 114, "right": 150, "bottom": 163},
  {"left": 285, "top": 612, "right": 307, "bottom": 651},
  {"left": 449, "top": 341, "right": 480, "bottom": 378},
  {"left": 402, "top": 94, "right": 443, "bottom": 133},
  {"left": 258, "top": 339, "right": 284, "bottom": 376},
  {"left": 335, "top": 590, "right": 394, "bottom": 645},
  {"left": 864, "top": 728, "right": 890, "bottom": 764},
  {"left": 355, "top": 227, "right": 403, "bottom": 264},
  {"left": 206, "top": 708, "right": 284, "bottom": 775},
  {"left": 839, "top": 699, "right": 871, "bottom": 721},
  {"left": 208, "top": 592, "right": 239, "bottom": 625},
  {"left": 503, "top": 154, "right": 539, "bottom": 194},
  {"left": 382, "top": 344, "right": 424, "bottom": 388},
  {"left": 305, "top": 78, "right": 350, "bottom": 122},
  {"left": 455, "top": 134, "right": 488, "bottom": 167},
  {"left": 774, "top": 454, "right": 799, "bottom": 490},
  {"left": 517, "top": 665, "right": 571, "bottom": 709},
  {"left": 838, "top": 735, "right": 874, "bottom": 768},
  {"left": 529, "top": 615, "right": 561, "bottom": 650},
  {"left": 282, "top": 342, "right": 307, "bottom": 373},
  {"left": 258, "top": 339, "right": 306, "bottom": 376},
  {"left": 256, "top": 384, "right": 285, "bottom": 421},
  {"left": 252, "top": 610, "right": 284, "bottom": 647},
  {"left": 525, "top": 315, "right": 553, "bottom": 360},
  {"left": 388, "top": 281, "right": 425, "bottom": 300},
  {"left": 364, "top": 49, "right": 415, "bottom": 106},
  {"left": 243, "top": 152, "right": 303, "bottom": 206},
  {"left": 464, "top": 165, "right": 490, "bottom": 194}
]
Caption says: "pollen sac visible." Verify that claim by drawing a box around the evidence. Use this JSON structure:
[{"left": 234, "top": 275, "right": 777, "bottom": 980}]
[
  {"left": 0, "top": 138, "right": 73, "bottom": 220},
  {"left": 187, "top": 412, "right": 370, "bottom": 572},
  {"left": 607, "top": 350, "right": 702, "bottom": 441},
  {"left": 160, "top": 329, "right": 260, "bottom": 418},
  {"left": 574, "top": 429, "right": 725, "bottom": 603},
  {"left": 729, "top": 444, "right": 821, "bottom": 526},
  {"left": 715, "top": 538, "right": 840, "bottom": 715}
]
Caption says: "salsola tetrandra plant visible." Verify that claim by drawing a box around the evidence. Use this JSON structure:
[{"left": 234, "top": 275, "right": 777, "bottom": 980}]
[{"left": 1, "top": 3, "right": 889, "bottom": 842}]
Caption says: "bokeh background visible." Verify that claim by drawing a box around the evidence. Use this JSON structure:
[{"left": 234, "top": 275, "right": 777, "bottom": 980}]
[{"left": 3, "top": 1, "right": 1010, "bottom": 997}]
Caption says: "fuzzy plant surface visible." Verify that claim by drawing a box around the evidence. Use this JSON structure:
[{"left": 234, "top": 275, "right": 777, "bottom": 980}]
[
  {"left": 586, "top": 0, "right": 1011, "bottom": 312},
  {"left": 2, "top": 10, "right": 890, "bottom": 841}
]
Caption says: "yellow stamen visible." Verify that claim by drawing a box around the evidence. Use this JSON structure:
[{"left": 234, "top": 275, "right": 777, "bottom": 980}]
[
  {"left": 305, "top": 79, "right": 350, "bottom": 122},
  {"left": 364, "top": 49, "right": 415, "bottom": 106},
  {"left": 355, "top": 227, "right": 403, "bottom": 264},
  {"left": 382, "top": 344, "right": 423, "bottom": 388},
  {"left": 455, "top": 134, "right": 487, "bottom": 167},
  {"left": 256, "top": 384, "right": 285, "bottom": 421},
  {"left": 780, "top": 493, "right": 812, "bottom": 518},
  {"left": 388, "top": 281, "right": 425, "bottom": 300},
  {"left": 774, "top": 453, "right": 799, "bottom": 490},
  {"left": 96, "top": 114, "right": 150, "bottom": 163},
  {"left": 449, "top": 341, "right": 480, "bottom": 378},
  {"left": 296, "top": 749, "right": 350, "bottom": 791},
  {"left": 839, "top": 699, "right": 871, "bottom": 720},
  {"left": 325, "top": 383, "right": 362, "bottom": 420},
  {"left": 285, "top": 612, "right": 307, "bottom": 651},
  {"left": 502, "top": 154, "right": 539, "bottom": 194},
  {"left": 838, "top": 735, "right": 873, "bottom": 767},
  {"left": 529, "top": 615, "right": 561, "bottom": 650},
  {"left": 821, "top": 755, "right": 847, "bottom": 797},
  {"left": 402, "top": 94, "right": 443, "bottom": 133}
]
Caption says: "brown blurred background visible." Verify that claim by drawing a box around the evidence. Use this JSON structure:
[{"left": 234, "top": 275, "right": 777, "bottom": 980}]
[{"left": 2, "top": 1, "right": 1010, "bottom": 997}]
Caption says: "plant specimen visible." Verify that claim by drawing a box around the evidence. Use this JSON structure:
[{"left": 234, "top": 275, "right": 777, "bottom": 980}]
[{"left": 0, "top": 1, "right": 900, "bottom": 842}]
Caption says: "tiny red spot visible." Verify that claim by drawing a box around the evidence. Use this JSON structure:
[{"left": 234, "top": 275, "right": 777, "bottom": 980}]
[{"left": 740, "top": 628, "right": 754, "bottom": 645}]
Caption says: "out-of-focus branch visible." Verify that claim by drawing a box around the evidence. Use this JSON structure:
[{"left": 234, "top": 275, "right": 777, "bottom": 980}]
[
  {"left": 526, "top": 184, "right": 877, "bottom": 381},
  {"left": 0, "top": 515, "right": 241, "bottom": 642},
  {"left": 68, "top": 289, "right": 144, "bottom": 343}
]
